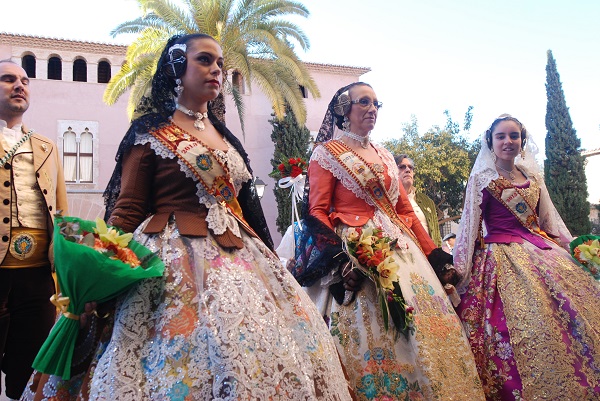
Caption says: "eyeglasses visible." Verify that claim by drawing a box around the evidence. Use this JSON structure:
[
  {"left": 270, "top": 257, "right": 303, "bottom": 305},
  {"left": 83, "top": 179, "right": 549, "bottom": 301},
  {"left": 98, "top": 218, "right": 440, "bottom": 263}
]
[
  {"left": 351, "top": 98, "right": 383, "bottom": 110},
  {"left": 398, "top": 164, "right": 414, "bottom": 172}
]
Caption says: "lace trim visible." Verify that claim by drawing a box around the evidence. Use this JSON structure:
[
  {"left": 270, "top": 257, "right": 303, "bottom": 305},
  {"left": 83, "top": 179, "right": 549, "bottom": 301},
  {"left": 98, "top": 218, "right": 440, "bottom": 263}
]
[
  {"left": 212, "top": 138, "right": 253, "bottom": 193},
  {"left": 206, "top": 201, "right": 241, "bottom": 237},
  {"left": 454, "top": 168, "right": 495, "bottom": 293},
  {"left": 134, "top": 133, "right": 175, "bottom": 159},
  {"left": 372, "top": 210, "right": 409, "bottom": 251},
  {"left": 88, "top": 217, "right": 351, "bottom": 400},
  {"left": 135, "top": 133, "right": 197, "bottom": 181}
]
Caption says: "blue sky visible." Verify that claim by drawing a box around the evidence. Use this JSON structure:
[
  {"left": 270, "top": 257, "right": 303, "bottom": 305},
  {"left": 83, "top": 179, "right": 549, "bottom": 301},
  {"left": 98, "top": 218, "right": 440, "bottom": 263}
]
[{"left": 3, "top": 0, "right": 599, "bottom": 154}]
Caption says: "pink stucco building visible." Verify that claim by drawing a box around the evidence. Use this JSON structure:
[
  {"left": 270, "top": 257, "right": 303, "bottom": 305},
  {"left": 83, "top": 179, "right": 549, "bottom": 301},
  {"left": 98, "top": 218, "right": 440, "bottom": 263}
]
[{"left": 0, "top": 32, "right": 369, "bottom": 244}]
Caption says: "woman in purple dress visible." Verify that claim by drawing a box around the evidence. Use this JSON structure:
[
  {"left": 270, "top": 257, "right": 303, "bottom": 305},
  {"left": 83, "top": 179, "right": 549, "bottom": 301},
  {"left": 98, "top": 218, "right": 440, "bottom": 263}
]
[{"left": 454, "top": 114, "right": 600, "bottom": 400}]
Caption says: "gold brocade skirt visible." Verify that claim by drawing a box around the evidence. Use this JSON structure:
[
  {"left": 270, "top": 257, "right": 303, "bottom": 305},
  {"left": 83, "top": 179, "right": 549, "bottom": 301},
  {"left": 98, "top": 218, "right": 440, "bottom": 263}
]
[
  {"left": 306, "top": 219, "right": 485, "bottom": 401},
  {"left": 457, "top": 241, "right": 600, "bottom": 400}
]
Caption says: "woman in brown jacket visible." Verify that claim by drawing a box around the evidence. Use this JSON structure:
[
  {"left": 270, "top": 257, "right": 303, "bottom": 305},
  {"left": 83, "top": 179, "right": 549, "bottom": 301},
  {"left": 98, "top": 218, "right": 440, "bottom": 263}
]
[{"left": 23, "top": 33, "right": 353, "bottom": 401}]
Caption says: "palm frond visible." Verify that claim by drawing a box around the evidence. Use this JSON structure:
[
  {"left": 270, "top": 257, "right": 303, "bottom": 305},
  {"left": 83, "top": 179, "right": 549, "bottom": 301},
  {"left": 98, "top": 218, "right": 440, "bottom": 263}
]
[
  {"left": 225, "top": 79, "right": 246, "bottom": 134},
  {"left": 105, "top": 0, "right": 318, "bottom": 130}
]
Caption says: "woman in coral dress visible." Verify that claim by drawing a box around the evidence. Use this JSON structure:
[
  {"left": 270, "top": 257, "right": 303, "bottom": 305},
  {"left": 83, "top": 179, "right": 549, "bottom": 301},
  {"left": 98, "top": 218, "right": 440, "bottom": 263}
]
[{"left": 292, "top": 82, "right": 484, "bottom": 401}]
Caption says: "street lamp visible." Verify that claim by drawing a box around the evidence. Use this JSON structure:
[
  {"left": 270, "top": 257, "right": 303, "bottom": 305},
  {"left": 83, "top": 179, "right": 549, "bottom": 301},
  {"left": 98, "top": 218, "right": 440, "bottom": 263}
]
[{"left": 254, "top": 177, "right": 267, "bottom": 199}]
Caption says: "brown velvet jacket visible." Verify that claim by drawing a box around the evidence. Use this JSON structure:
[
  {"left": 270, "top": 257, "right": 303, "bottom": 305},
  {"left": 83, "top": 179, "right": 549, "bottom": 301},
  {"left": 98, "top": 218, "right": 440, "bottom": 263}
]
[{"left": 107, "top": 142, "right": 249, "bottom": 249}]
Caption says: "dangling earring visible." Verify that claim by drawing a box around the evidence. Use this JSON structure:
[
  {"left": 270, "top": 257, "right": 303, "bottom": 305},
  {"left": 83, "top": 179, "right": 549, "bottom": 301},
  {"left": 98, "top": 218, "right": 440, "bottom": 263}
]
[
  {"left": 520, "top": 148, "right": 525, "bottom": 160},
  {"left": 175, "top": 78, "right": 184, "bottom": 97},
  {"left": 342, "top": 116, "right": 350, "bottom": 132},
  {"left": 490, "top": 149, "right": 497, "bottom": 162}
]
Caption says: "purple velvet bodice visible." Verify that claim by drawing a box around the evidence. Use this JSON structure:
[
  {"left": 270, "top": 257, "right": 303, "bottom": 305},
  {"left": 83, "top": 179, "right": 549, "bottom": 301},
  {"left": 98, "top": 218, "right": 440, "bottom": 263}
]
[{"left": 481, "top": 181, "right": 551, "bottom": 250}]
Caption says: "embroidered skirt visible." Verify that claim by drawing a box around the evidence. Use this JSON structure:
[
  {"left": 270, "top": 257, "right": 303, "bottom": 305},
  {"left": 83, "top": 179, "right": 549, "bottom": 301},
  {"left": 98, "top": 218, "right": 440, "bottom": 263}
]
[
  {"left": 306, "top": 216, "right": 484, "bottom": 401},
  {"left": 456, "top": 241, "right": 600, "bottom": 400},
  {"left": 23, "top": 217, "right": 352, "bottom": 401}
]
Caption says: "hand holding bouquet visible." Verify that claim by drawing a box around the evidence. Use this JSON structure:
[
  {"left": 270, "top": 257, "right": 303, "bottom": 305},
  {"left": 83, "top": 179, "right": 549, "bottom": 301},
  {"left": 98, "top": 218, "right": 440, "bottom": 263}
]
[
  {"left": 32, "top": 215, "right": 165, "bottom": 379},
  {"left": 344, "top": 227, "right": 413, "bottom": 338}
]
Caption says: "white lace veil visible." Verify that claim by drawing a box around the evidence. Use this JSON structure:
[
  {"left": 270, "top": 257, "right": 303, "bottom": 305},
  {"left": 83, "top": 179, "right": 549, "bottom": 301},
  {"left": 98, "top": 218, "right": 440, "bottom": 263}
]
[{"left": 453, "top": 114, "right": 573, "bottom": 293}]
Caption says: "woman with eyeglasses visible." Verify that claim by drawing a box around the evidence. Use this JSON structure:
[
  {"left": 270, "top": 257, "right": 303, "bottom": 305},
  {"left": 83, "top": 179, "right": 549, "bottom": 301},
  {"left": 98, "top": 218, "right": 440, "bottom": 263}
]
[{"left": 291, "top": 82, "right": 484, "bottom": 400}]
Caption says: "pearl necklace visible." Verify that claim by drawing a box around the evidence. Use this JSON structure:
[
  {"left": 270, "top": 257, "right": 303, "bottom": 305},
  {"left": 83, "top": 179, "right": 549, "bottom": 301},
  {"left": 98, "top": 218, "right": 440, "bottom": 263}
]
[
  {"left": 342, "top": 130, "right": 370, "bottom": 149},
  {"left": 496, "top": 163, "right": 517, "bottom": 181},
  {"left": 176, "top": 103, "right": 209, "bottom": 131}
]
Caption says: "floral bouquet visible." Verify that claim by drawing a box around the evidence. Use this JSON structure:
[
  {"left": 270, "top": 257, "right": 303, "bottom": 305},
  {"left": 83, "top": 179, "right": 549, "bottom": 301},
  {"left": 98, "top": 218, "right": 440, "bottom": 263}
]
[
  {"left": 570, "top": 235, "right": 600, "bottom": 280},
  {"left": 270, "top": 156, "right": 309, "bottom": 238},
  {"left": 344, "top": 227, "right": 413, "bottom": 338},
  {"left": 269, "top": 157, "right": 308, "bottom": 180},
  {"left": 32, "top": 215, "right": 165, "bottom": 379}
]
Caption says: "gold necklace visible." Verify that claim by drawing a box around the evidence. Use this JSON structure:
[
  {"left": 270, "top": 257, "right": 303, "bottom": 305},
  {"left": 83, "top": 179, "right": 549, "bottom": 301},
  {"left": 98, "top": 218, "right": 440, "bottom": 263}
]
[
  {"left": 176, "top": 103, "right": 209, "bottom": 131},
  {"left": 495, "top": 163, "right": 516, "bottom": 181}
]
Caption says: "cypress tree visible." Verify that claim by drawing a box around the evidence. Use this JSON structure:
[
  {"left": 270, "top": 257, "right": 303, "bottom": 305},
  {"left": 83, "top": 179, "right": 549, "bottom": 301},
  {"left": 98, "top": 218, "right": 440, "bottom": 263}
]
[
  {"left": 269, "top": 104, "right": 311, "bottom": 234},
  {"left": 544, "top": 50, "right": 590, "bottom": 235}
]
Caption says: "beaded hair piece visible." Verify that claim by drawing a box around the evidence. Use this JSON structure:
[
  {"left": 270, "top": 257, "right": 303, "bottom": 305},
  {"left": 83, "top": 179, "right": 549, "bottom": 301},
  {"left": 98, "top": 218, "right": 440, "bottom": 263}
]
[{"left": 169, "top": 43, "right": 187, "bottom": 55}]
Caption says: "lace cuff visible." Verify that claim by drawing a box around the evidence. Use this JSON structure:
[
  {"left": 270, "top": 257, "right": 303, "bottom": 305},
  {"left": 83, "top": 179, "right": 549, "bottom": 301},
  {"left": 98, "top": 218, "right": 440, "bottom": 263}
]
[{"left": 206, "top": 202, "right": 242, "bottom": 239}]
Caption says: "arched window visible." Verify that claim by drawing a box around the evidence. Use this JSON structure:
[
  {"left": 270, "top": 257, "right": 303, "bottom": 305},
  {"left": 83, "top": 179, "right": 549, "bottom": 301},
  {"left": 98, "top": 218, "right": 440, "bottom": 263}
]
[
  {"left": 63, "top": 129, "right": 77, "bottom": 182},
  {"left": 21, "top": 55, "right": 36, "bottom": 78},
  {"left": 79, "top": 129, "right": 93, "bottom": 182},
  {"left": 48, "top": 57, "right": 62, "bottom": 80},
  {"left": 97, "top": 61, "right": 111, "bottom": 83},
  {"left": 62, "top": 127, "right": 94, "bottom": 183},
  {"left": 73, "top": 59, "right": 87, "bottom": 82}
]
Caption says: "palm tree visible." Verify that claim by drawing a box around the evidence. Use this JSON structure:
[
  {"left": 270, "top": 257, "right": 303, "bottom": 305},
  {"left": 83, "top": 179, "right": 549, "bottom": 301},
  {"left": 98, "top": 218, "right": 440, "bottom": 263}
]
[{"left": 103, "top": 0, "right": 320, "bottom": 133}]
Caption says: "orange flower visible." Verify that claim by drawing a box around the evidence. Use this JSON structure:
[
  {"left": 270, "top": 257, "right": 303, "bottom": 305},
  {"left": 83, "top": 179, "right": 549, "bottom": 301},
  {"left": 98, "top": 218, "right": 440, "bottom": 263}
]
[{"left": 114, "top": 246, "right": 141, "bottom": 268}]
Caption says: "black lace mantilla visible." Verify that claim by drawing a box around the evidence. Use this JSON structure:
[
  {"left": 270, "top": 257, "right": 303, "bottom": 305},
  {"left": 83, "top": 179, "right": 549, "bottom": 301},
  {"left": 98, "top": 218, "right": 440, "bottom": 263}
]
[{"left": 102, "top": 112, "right": 274, "bottom": 251}]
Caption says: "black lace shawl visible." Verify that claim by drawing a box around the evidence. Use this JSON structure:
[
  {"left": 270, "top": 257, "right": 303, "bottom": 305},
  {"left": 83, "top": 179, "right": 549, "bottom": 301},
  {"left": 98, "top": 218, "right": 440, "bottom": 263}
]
[
  {"left": 290, "top": 172, "right": 348, "bottom": 288},
  {"left": 102, "top": 112, "right": 274, "bottom": 251}
]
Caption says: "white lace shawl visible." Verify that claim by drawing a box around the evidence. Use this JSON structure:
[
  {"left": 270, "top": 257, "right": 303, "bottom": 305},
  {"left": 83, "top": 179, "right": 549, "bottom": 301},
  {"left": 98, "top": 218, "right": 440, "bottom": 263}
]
[{"left": 454, "top": 132, "right": 573, "bottom": 293}]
